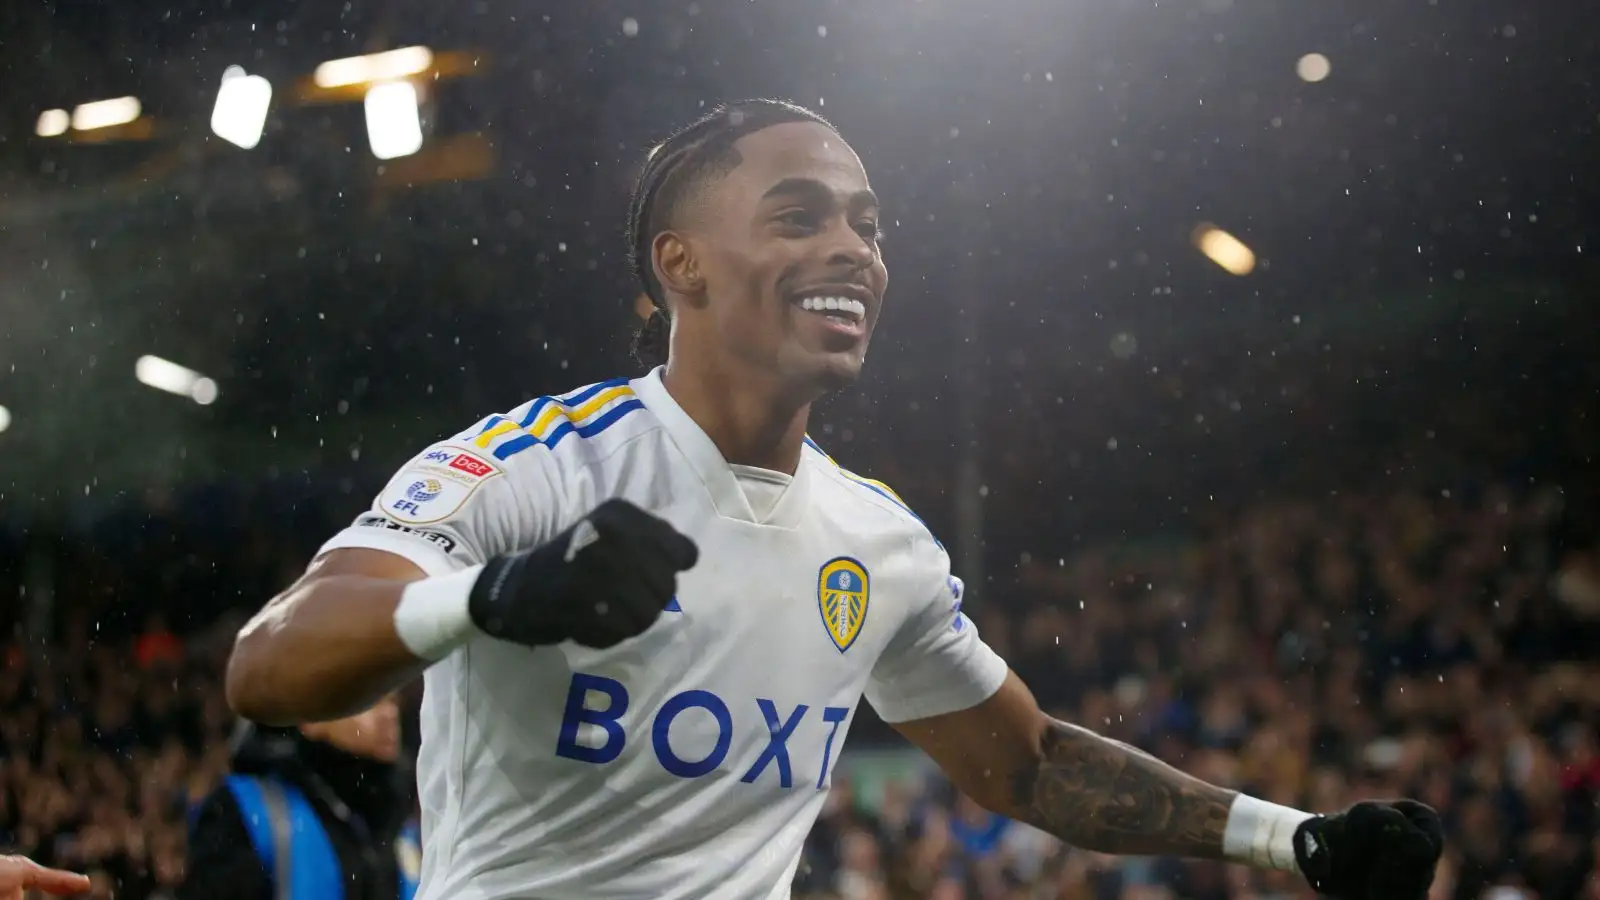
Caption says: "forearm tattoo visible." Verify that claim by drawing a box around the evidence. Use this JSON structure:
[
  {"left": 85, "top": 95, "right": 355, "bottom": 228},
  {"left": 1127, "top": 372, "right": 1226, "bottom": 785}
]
[{"left": 1013, "top": 718, "right": 1236, "bottom": 858}]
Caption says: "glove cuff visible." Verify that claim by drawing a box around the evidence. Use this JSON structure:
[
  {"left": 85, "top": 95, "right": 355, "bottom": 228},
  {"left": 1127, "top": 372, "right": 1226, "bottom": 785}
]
[
  {"left": 1223, "top": 794, "right": 1314, "bottom": 872},
  {"left": 394, "top": 564, "right": 484, "bottom": 660},
  {"left": 1291, "top": 815, "right": 1334, "bottom": 891}
]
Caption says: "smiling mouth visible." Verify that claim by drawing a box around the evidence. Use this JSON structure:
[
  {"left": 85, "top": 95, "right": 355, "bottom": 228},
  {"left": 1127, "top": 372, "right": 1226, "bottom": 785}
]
[{"left": 794, "top": 294, "right": 868, "bottom": 324}]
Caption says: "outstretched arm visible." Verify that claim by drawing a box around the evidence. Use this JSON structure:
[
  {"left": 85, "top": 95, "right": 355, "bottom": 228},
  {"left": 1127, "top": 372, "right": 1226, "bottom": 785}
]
[
  {"left": 894, "top": 672, "right": 1304, "bottom": 866},
  {"left": 1014, "top": 715, "right": 1246, "bottom": 858},
  {"left": 226, "top": 547, "right": 440, "bottom": 725}
]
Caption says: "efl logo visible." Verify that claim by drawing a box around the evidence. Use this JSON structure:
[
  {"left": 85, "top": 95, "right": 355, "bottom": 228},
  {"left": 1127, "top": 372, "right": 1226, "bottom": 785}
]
[{"left": 448, "top": 453, "right": 494, "bottom": 478}]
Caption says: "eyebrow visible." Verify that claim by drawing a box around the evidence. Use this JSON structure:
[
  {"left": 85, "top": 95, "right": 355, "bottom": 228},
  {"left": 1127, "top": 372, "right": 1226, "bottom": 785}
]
[{"left": 760, "top": 177, "right": 880, "bottom": 210}]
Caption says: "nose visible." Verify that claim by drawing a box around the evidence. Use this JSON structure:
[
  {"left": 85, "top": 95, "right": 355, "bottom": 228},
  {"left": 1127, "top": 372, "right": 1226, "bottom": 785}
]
[{"left": 825, "top": 221, "right": 876, "bottom": 272}]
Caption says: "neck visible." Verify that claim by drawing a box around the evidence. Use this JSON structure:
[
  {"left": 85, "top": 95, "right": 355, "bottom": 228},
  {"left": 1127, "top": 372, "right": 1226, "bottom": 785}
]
[{"left": 660, "top": 357, "right": 812, "bottom": 474}]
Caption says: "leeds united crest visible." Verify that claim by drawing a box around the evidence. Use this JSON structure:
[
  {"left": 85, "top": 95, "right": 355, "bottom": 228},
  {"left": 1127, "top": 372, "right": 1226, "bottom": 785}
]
[{"left": 817, "top": 557, "right": 870, "bottom": 653}]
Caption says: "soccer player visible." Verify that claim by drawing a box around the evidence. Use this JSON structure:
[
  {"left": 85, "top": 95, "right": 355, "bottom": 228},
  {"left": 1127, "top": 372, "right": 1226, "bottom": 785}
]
[{"left": 225, "top": 100, "right": 1443, "bottom": 899}]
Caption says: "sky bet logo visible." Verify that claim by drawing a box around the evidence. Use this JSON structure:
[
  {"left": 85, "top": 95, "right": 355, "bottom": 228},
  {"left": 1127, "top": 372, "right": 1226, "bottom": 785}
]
[
  {"left": 556, "top": 673, "right": 850, "bottom": 790},
  {"left": 422, "top": 448, "right": 495, "bottom": 478}
]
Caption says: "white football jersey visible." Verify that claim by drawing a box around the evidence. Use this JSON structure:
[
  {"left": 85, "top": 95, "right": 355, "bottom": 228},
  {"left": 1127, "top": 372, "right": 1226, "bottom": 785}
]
[{"left": 316, "top": 367, "right": 1009, "bottom": 900}]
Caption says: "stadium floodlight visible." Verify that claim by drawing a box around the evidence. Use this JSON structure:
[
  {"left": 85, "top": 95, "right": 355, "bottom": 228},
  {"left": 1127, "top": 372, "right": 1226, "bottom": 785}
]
[
  {"left": 36, "top": 109, "right": 70, "bottom": 137},
  {"left": 1192, "top": 223, "right": 1257, "bottom": 275},
  {"left": 0, "top": 405, "right": 10, "bottom": 434},
  {"left": 135, "top": 355, "right": 220, "bottom": 405},
  {"left": 314, "top": 46, "right": 433, "bottom": 89},
  {"left": 364, "top": 81, "right": 424, "bottom": 160},
  {"left": 1296, "top": 53, "right": 1332, "bottom": 83},
  {"left": 70, "top": 96, "right": 142, "bottom": 131},
  {"left": 210, "top": 66, "right": 274, "bottom": 149}
]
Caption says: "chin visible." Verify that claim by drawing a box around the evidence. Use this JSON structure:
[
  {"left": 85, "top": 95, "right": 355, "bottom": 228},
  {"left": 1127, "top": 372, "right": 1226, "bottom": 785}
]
[
  {"left": 806, "top": 353, "right": 866, "bottom": 394},
  {"left": 774, "top": 340, "right": 868, "bottom": 398}
]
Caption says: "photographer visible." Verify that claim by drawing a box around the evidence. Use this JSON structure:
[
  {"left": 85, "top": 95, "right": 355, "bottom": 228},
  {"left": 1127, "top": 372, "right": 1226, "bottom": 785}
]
[{"left": 180, "top": 695, "right": 418, "bottom": 900}]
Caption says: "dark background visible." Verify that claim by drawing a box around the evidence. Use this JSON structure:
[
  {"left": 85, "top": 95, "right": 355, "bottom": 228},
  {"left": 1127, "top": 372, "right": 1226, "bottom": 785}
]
[{"left": 1, "top": 1, "right": 1598, "bottom": 898}]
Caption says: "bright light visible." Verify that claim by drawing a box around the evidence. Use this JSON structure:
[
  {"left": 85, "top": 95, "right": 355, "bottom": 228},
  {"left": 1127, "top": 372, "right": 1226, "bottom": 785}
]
[
  {"left": 35, "top": 109, "right": 70, "bottom": 137},
  {"left": 314, "top": 46, "right": 433, "bottom": 88},
  {"left": 211, "top": 68, "right": 273, "bottom": 149},
  {"left": 1296, "top": 53, "right": 1332, "bottom": 83},
  {"left": 1192, "top": 223, "right": 1257, "bottom": 276},
  {"left": 136, "top": 355, "right": 218, "bottom": 405},
  {"left": 71, "top": 96, "right": 142, "bottom": 131},
  {"left": 0, "top": 405, "right": 10, "bottom": 434},
  {"left": 364, "top": 81, "right": 423, "bottom": 160},
  {"left": 191, "top": 377, "right": 220, "bottom": 406}
]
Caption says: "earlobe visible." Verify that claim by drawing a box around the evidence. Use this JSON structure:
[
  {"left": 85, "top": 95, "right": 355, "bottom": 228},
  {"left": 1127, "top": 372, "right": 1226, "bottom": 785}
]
[{"left": 652, "top": 232, "right": 704, "bottom": 301}]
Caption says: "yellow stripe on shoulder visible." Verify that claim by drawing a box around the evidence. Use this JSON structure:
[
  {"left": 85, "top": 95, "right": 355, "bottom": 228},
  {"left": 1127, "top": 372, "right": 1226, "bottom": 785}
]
[
  {"left": 804, "top": 435, "right": 910, "bottom": 508},
  {"left": 526, "top": 384, "right": 635, "bottom": 441},
  {"left": 840, "top": 471, "right": 908, "bottom": 507}
]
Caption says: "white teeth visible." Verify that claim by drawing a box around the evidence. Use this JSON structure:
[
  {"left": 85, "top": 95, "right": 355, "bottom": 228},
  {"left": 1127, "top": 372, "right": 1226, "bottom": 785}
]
[{"left": 797, "top": 295, "right": 867, "bottom": 320}]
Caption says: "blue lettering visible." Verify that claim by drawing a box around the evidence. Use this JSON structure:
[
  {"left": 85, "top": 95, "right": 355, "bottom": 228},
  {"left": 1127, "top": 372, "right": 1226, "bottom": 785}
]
[
  {"left": 816, "top": 706, "right": 849, "bottom": 790},
  {"left": 739, "top": 700, "right": 808, "bottom": 788},
  {"left": 555, "top": 673, "right": 629, "bottom": 764},
  {"left": 652, "top": 689, "right": 733, "bottom": 778},
  {"left": 554, "top": 673, "right": 852, "bottom": 788},
  {"left": 391, "top": 499, "right": 422, "bottom": 516}
]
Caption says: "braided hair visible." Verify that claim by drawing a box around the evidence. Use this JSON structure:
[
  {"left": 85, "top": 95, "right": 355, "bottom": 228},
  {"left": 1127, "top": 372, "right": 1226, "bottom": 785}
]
[{"left": 625, "top": 100, "right": 837, "bottom": 367}]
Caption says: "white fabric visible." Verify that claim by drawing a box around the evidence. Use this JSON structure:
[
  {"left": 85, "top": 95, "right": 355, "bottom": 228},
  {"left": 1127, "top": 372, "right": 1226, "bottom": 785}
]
[
  {"left": 314, "top": 368, "right": 1008, "bottom": 900},
  {"left": 730, "top": 464, "right": 792, "bottom": 523},
  {"left": 1223, "top": 794, "right": 1312, "bottom": 871},
  {"left": 392, "top": 564, "right": 483, "bottom": 661}
]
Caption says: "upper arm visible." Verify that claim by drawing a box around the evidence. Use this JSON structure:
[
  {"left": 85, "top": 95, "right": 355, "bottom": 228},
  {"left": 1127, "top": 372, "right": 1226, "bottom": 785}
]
[
  {"left": 299, "top": 546, "right": 429, "bottom": 587},
  {"left": 864, "top": 539, "right": 1008, "bottom": 723},
  {"left": 312, "top": 421, "right": 567, "bottom": 577},
  {"left": 891, "top": 670, "right": 1047, "bottom": 817},
  {"left": 859, "top": 531, "right": 1043, "bottom": 815}
]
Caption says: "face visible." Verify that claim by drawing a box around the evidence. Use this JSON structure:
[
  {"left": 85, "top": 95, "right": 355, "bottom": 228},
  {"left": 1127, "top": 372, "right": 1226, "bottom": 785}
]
[
  {"left": 664, "top": 121, "right": 889, "bottom": 394},
  {"left": 300, "top": 694, "right": 400, "bottom": 763}
]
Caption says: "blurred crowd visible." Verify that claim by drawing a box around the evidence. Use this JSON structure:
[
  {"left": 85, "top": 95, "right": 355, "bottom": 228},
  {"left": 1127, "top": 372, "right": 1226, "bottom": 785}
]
[
  {"left": 3, "top": 477, "right": 1598, "bottom": 899},
  {"left": 796, "top": 485, "right": 1600, "bottom": 900}
]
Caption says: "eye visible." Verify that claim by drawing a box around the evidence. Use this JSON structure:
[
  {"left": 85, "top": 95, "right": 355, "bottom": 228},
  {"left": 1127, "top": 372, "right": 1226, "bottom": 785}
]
[
  {"left": 774, "top": 209, "right": 820, "bottom": 233},
  {"left": 855, "top": 220, "right": 884, "bottom": 244}
]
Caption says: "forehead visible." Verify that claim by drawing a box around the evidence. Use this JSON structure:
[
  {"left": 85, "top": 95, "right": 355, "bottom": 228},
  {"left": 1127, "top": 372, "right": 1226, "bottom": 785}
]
[{"left": 721, "top": 121, "right": 872, "bottom": 203}]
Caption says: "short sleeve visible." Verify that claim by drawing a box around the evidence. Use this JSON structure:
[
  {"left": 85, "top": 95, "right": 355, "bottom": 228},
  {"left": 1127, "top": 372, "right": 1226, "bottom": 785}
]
[
  {"left": 314, "top": 420, "right": 564, "bottom": 576},
  {"left": 865, "top": 541, "right": 1009, "bottom": 724}
]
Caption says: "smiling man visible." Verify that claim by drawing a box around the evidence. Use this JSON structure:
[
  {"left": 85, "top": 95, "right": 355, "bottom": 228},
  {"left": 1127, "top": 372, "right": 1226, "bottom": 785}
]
[{"left": 223, "top": 100, "right": 1443, "bottom": 900}]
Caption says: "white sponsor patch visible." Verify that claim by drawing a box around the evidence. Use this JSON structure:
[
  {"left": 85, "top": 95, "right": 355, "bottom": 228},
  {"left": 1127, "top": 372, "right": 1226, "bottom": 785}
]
[{"left": 377, "top": 444, "right": 501, "bottom": 524}]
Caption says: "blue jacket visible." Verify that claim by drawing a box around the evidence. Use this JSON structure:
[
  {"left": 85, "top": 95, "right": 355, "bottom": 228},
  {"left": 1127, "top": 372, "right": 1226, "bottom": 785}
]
[{"left": 223, "top": 774, "right": 420, "bottom": 900}]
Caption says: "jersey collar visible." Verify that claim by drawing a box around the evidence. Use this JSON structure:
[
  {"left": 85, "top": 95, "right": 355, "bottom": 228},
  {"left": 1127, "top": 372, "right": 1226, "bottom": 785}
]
[{"left": 631, "top": 367, "right": 811, "bottom": 528}]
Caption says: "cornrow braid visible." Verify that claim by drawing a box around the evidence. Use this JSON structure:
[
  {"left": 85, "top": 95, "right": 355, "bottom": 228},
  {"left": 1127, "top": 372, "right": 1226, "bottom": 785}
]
[{"left": 625, "top": 99, "right": 837, "bottom": 368}]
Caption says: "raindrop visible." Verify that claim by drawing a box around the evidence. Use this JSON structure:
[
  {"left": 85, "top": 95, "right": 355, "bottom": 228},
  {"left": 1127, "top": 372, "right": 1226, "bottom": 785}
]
[{"left": 621, "top": 17, "right": 639, "bottom": 37}]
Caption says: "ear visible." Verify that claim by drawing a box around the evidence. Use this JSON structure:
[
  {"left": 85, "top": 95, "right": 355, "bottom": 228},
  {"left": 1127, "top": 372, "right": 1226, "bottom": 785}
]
[{"left": 651, "top": 230, "right": 704, "bottom": 303}]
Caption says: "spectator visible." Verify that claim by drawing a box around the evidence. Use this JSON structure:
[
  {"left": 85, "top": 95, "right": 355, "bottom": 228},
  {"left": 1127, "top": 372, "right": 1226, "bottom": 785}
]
[
  {"left": 179, "top": 697, "right": 417, "bottom": 900},
  {"left": 3, "top": 472, "right": 1597, "bottom": 899}
]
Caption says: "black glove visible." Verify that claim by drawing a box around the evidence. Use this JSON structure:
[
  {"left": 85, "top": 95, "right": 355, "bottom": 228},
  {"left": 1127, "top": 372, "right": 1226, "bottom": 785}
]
[
  {"left": 1294, "top": 800, "right": 1445, "bottom": 900},
  {"left": 467, "top": 498, "right": 698, "bottom": 649}
]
